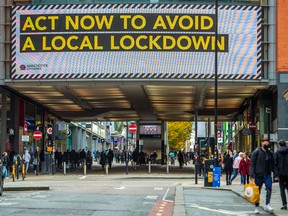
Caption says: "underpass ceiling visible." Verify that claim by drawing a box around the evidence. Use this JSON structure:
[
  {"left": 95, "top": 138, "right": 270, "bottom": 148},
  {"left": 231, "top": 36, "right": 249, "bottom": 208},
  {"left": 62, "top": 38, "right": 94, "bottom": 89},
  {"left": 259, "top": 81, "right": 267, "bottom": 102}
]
[{"left": 7, "top": 82, "right": 269, "bottom": 122}]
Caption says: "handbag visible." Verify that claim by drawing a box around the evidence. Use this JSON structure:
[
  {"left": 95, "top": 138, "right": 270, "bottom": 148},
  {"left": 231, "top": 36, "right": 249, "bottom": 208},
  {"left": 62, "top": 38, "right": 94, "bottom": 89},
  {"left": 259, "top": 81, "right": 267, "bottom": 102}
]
[{"left": 244, "top": 182, "right": 260, "bottom": 203}]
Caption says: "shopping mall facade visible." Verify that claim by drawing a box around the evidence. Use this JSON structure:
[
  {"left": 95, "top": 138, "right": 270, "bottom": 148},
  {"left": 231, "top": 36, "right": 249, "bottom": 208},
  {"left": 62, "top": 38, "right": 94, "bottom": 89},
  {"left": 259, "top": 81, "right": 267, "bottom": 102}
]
[{"left": 0, "top": 0, "right": 287, "bottom": 159}]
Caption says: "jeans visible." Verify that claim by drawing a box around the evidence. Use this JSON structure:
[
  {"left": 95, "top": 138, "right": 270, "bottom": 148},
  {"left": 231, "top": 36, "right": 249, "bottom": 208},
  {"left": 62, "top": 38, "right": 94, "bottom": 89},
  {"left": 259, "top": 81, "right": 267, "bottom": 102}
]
[
  {"left": 231, "top": 168, "right": 239, "bottom": 182},
  {"left": 2, "top": 166, "right": 8, "bottom": 178},
  {"left": 226, "top": 170, "right": 232, "bottom": 184},
  {"left": 279, "top": 176, "right": 288, "bottom": 206},
  {"left": 255, "top": 175, "right": 273, "bottom": 206},
  {"left": 241, "top": 174, "right": 250, "bottom": 184},
  {"left": 24, "top": 162, "right": 29, "bottom": 173}
]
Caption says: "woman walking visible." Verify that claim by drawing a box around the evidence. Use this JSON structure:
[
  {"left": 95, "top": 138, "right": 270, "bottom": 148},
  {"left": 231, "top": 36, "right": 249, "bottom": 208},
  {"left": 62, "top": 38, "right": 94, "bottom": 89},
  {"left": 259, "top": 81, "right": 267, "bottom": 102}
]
[
  {"left": 224, "top": 150, "right": 233, "bottom": 185},
  {"left": 239, "top": 152, "right": 250, "bottom": 184}
]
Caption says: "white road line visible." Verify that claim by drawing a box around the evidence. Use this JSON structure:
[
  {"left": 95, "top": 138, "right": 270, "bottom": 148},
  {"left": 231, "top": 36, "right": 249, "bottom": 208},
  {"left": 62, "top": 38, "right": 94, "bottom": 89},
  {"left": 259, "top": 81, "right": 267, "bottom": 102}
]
[
  {"left": 145, "top": 195, "right": 158, "bottom": 200},
  {"left": 154, "top": 187, "right": 163, "bottom": 191},
  {"left": 190, "top": 204, "right": 250, "bottom": 215},
  {"left": 0, "top": 202, "right": 18, "bottom": 206},
  {"left": 162, "top": 188, "right": 170, "bottom": 201},
  {"left": 115, "top": 187, "right": 126, "bottom": 190},
  {"left": 79, "top": 176, "right": 87, "bottom": 179}
]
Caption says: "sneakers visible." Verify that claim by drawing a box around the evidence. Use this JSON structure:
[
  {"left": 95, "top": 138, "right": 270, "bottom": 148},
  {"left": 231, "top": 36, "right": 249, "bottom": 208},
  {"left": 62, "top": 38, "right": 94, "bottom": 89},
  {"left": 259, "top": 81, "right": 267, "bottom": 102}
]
[
  {"left": 281, "top": 205, "right": 287, "bottom": 210},
  {"left": 255, "top": 207, "right": 260, "bottom": 214},
  {"left": 266, "top": 204, "right": 273, "bottom": 212},
  {"left": 5, "top": 177, "right": 9, "bottom": 180}
]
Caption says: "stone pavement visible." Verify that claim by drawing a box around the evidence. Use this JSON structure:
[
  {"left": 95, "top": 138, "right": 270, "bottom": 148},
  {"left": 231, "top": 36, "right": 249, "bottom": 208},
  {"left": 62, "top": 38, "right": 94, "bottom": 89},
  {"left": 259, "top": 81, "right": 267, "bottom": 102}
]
[
  {"left": 176, "top": 177, "right": 287, "bottom": 216},
  {"left": 2, "top": 164, "right": 287, "bottom": 216}
]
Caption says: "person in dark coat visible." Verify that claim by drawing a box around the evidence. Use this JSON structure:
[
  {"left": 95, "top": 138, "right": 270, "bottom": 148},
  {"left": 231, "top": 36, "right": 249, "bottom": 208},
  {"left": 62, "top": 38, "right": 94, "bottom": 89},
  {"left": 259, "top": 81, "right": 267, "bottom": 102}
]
[
  {"left": 224, "top": 149, "right": 233, "bottom": 185},
  {"left": 99, "top": 151, "right": 107, "bottom": 170},
  {"left": 139, "top": 151, "right": 145, "bottom": 166},
  {"left": 178, "top": 150, "right": 184, "bottom": 168},
  {"left": 107, "top": 149, "right": 114, "bottom": 169},
  {"left": 274, "top": 140, "right": 288, "bottom": 210}
]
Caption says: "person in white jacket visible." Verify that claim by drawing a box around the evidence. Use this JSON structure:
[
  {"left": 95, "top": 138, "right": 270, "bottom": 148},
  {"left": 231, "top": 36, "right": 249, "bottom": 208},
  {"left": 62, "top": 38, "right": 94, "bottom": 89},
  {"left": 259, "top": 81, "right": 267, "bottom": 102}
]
[
  {"left": 22, "top": 149, "right": 31, "bottom": 174},
  {"left": 230, "top": 152, "right": 243, "bottom": 184}
]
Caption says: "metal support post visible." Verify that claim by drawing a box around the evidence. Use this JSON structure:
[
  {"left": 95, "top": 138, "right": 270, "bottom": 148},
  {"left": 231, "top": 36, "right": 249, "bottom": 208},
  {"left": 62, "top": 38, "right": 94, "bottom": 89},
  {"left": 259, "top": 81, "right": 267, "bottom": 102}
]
[
  {"left": 105, "top": 164, "right": 109, "bottom": 175},
  {"left": 83, "top": 159, "right": 86, "bottom": 176},
  {"left": 148, "top": 160, "right": 151, "bottom": 174},
  {"left": 214, "top": 0, "right": 219, "bottom": 166},
  {"left": 126, "top": 121, "right": 129, "bottom": 175},
  {"left": 195, "top": 109, "right": 198, "bottom": 184},
  {"left": 63, "top": 161, "right": 66, "bottom": 175}
]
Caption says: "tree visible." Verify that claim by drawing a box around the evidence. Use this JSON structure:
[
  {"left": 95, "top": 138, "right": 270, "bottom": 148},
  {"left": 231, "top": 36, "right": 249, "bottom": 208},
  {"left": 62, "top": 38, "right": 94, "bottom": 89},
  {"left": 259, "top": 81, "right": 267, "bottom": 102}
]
[{"left": 168, "top": 122, "right": 192, "bottom": 151}]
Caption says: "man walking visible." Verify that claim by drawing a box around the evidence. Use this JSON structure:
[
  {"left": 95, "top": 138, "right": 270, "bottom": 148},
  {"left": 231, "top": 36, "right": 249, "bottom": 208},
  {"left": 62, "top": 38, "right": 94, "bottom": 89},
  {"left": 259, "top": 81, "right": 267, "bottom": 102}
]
[
  {"left": 274, "top": 140, "right": 288, "bottom": 210},
  {"left": 250, "top": 138, "right": 276, "bottom": 214}
]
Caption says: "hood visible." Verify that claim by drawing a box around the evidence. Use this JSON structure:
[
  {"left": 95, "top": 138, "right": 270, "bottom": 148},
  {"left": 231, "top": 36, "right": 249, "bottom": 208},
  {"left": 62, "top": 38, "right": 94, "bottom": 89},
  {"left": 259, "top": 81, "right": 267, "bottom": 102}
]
[{"left": 279, "top": 146, "right": 288, "bottom": 154}]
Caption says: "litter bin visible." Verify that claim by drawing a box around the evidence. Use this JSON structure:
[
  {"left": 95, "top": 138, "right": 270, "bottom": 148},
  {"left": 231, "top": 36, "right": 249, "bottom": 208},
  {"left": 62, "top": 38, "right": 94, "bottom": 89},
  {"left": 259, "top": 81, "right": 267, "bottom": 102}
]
[{"left": 204, "top": 159, "right": 214, "bottom": 187}]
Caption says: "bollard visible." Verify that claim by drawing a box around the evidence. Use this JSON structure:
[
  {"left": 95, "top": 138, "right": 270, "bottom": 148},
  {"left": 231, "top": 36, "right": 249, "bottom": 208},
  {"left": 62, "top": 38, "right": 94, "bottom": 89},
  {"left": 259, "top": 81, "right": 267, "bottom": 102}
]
[
  {"left": 105, "top": 164, "right": 109, "bottom": 175},
  {"left": 63, "top": 161, "right": 66, "bottom": 175},
  {"left": 84, "top": 164, "right": 87, "bottom": 176},
  {"left": 148, "top": 160, "right": 151, "bottom": 174},
  {"left": 166, "top": 157, "right": 169, "bottom": 174}
]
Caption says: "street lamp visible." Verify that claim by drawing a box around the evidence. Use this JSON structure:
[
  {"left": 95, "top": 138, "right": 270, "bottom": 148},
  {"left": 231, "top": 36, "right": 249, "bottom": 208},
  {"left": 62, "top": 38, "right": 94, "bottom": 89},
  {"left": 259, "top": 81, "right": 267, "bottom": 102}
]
[{"left": 214, "top": 0, "right": 219, "bottom": 165}]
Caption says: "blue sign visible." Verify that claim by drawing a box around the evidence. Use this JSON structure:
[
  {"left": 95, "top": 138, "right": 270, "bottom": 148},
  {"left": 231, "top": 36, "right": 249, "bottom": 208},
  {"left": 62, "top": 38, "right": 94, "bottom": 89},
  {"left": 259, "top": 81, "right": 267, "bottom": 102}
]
[{"left": 212, "top": 167, "right": 221, "bottom": 188}]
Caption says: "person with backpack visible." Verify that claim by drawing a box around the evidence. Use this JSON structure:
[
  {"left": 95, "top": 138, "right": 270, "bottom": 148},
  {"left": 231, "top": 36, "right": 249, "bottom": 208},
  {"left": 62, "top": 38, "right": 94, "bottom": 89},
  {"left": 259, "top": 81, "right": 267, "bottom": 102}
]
[
  {"left": 274, "top": 140, "right": 288, "bottom": 210},
  {"left": 250, "top": 137, "right": 276, "bottom": 214}
]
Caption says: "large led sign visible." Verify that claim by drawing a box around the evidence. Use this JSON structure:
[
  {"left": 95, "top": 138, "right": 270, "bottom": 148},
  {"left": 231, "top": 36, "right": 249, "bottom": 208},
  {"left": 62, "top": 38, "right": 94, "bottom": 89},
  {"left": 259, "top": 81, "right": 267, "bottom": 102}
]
[{"left": 11, "top": 4, "right": 262, "bottom": 79}]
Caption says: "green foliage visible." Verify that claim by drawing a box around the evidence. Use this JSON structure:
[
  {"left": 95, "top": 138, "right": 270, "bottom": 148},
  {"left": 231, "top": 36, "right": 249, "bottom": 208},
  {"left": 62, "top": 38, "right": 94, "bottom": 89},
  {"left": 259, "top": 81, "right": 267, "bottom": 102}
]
[{"left": 168, "top": 122, "right": 192, "bottom": 151}]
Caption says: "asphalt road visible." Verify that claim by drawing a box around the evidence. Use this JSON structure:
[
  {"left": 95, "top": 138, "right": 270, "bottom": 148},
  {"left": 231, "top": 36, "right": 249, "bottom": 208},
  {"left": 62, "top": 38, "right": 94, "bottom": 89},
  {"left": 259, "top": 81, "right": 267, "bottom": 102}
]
[
  {"left": 0, "top": 174, "right": 275, "bottom": 216},
  {"left": 0, "top": 175, "right": 177, "bottom": 216}
]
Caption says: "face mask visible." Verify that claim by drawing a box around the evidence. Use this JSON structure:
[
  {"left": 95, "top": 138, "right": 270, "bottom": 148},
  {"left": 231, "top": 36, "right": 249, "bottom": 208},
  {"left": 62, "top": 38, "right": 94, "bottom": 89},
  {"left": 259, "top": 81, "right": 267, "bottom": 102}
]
[{"left": 263, "top": 145, "right": 269, "bottom": 150}]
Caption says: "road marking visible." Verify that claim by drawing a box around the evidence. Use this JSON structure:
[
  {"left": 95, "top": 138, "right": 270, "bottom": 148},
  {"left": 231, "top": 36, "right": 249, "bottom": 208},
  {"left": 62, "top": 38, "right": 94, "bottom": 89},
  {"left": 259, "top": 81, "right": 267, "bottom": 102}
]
[
  {"left": 162, "top": 188, "right": 170, "bottom": 201},
  {"left": 154, "top": 187, "right": 163, "bottom": 191},
  {"left": 115, "top": 187, "right": 126, "bottom": 190},
  {"left": 190, "top": 204, "right": 250, "bottom": 215},
  {"left": 0, "top": 202, "right": 18, "bottom": 206},
  {"left": 79, "top": 176, "right": 86, "bottom": 179},
  {"left": 145, "top": 195, "right": 158, "bottom": 200}
]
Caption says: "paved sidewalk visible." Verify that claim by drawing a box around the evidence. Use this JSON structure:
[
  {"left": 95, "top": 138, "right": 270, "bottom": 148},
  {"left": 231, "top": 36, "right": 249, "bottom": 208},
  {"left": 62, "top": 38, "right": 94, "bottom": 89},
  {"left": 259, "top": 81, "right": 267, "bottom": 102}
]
[{"left": 178, "top": 176, "right": 287, "bottom": 216}]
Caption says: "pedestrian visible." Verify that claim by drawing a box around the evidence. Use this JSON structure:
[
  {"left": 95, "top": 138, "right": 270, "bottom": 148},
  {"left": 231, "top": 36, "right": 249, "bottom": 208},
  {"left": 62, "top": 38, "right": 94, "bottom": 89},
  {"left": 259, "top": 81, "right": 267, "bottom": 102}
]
[
  {"left": 250, "top": 137, "right": 276, "bottom": 214},
  {"left": 223, "top": 149, "right": 233, "bottom": 185},
  {"left": 132, "top": 149, "right": 139, "bottom": 170},
  {"left": 99, "top": 150, "right": 107, "bottom": 170},
  {"left": 230, "top": 152, "right": 243, "bottom": 184},
  {"left": 107, "top": 149, "right": 114, "bottom": 169},
  {"left": 1, "top": 152, "right": 9, "bottom": 179},
  {"left": 178, "top": 150, "right": 184, "bottom": 168},
  {"left": 22, "top": 148, "right": 31, "bottom": 174},
  {"left": 239, "top": 152, "right": 250, "bottom": 184},
  {"left": 199, "top": 154, "right": 207, "bottom": 176},
  {"left": 274, "top": 140, "right": 288, "bottom": 210},
  {"left": 33, "top": 147, "right": 40, "bottom": 175}
]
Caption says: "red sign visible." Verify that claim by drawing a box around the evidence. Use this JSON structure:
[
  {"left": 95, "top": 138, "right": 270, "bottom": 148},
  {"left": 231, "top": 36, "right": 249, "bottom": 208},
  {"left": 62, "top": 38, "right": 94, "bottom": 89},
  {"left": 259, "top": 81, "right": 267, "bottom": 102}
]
[
  {"left": 33, "top": 131, "right": 42, "bottom": 140},
  {"left": 23, "top": 123, "right": 28, "bottom": 135},
  {"left": 249, "top": 122, "right": 257, "bottom": 130},
  {"left": 47, "top": 127, "right": 52, "bottom": 135},
  {"left": 128, "top": 124, "right": 137, "bottom": 133}
]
